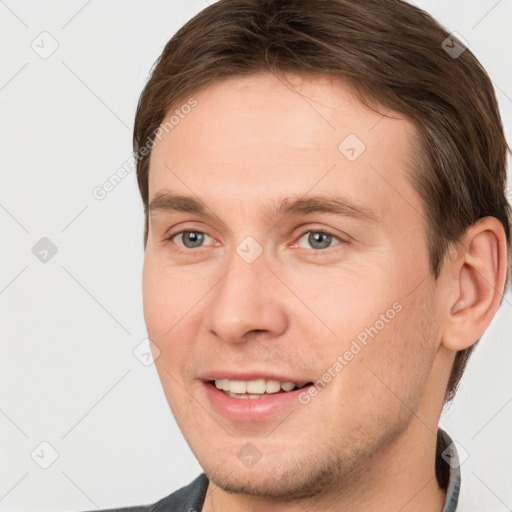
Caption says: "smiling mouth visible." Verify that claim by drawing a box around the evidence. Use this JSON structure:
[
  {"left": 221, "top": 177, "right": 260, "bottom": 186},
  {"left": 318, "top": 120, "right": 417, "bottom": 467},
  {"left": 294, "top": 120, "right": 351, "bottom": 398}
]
[{"left": 210, "top": 378, "right": 313, "bottom": 399}]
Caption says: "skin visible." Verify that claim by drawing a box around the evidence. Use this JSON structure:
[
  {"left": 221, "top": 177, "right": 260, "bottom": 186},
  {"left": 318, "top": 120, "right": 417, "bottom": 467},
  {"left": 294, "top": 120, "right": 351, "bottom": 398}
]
[{"left": 142, "top": 72, "right": 507, "bottom": 511}]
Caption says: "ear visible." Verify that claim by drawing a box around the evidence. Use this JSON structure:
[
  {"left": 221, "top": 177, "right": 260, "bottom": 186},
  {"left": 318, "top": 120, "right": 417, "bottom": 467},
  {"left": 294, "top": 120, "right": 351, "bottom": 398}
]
[{"left": 442, "top": 216, "right": 508, "bottom": 351}]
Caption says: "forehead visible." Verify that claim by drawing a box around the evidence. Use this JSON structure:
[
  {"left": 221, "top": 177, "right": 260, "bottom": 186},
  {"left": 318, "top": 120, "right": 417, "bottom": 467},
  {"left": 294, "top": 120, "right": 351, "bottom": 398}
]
[{"left": 148, "top": 73, "right": 423, "bottom": 227}]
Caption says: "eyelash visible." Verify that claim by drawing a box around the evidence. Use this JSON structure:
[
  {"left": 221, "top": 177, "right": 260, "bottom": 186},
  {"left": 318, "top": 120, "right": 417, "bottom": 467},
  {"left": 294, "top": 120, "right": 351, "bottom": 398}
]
[{"left": 164, "top": 228, "right": 346, "bottom": 253}]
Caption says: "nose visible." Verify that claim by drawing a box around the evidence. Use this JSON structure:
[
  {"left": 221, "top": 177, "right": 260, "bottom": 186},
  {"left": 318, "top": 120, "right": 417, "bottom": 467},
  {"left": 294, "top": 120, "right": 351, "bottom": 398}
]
[{"left": 204, "top": 252, "right": 288, "bottom": 344}]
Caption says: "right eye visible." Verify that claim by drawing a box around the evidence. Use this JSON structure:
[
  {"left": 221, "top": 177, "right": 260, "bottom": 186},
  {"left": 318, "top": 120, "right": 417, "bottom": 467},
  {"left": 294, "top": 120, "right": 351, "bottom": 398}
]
[{"left": 168, "top": 230, "right": 216, "bottom": 250}]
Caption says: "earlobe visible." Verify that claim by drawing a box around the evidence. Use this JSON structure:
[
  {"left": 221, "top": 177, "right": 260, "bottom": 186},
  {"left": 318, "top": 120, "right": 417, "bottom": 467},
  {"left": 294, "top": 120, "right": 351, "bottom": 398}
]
[{"left": 442, "top": 217, "right": 508, "bottom": 352}]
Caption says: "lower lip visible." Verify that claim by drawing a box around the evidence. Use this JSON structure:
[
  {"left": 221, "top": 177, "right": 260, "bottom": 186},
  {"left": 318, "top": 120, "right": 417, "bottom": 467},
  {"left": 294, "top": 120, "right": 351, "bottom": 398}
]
[{"left": 202, "top": 381, "right": 312, "bottom": 422}]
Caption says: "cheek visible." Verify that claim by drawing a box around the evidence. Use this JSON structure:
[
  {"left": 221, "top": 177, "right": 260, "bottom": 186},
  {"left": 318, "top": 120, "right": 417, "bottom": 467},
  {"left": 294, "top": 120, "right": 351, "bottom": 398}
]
[
  {"left": 142, "top": 254, "right": 205, "bottom": 380},
  {"left": 314, "top": 264, "right": 438, "bottom": 408},
  {"left": 287, "top": 265, "right": 402, "bottom": 349},
  {"left": 142, "top": 252, "right": 198, "bottom": 337},
  {"left": 353, "top": 292, "right": 437, "bottom": 404},
  {"left": 142, "top": 259, "right": 168, "bottom": 336}
]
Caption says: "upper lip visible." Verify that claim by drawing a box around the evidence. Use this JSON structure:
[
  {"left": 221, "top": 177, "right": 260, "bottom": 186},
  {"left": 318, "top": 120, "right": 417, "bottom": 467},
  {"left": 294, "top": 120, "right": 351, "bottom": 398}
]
[{"left": 199, "top": 371, "right": 313, "bottom": 387}]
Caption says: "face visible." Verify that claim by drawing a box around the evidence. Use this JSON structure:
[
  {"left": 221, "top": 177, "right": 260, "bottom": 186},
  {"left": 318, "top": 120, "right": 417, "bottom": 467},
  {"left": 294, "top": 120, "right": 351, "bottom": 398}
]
[{"left": 143, "top": 73, "right": 445, "bottom": 501}]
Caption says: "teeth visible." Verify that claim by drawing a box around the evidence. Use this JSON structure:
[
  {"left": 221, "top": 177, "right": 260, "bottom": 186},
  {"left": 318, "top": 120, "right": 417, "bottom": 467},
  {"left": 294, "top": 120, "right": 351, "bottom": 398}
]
[
  {"left": 280, "top": 381, "right": 295, "bottom": 391},
  {"left": 214, "top": 378, "right": 300, "bottom": 395},
  {"left": 229, "top": 380, "right": 248, "bottom": 394},
  {"left": 227, "top": 391, "right": 263, "bottom": 399},
  {"left": 266, "top": 379, "right": 282, "bottom": 393},
  {"left": 246, "top": 379, "right": 266, "bottom": 394}
]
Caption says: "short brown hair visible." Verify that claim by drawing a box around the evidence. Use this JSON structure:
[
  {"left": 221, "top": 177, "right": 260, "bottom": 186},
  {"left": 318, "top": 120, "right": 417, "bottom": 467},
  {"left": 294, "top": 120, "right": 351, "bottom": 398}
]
[{"left": 133, "top": 0, "right": 511, "bottom": 403}]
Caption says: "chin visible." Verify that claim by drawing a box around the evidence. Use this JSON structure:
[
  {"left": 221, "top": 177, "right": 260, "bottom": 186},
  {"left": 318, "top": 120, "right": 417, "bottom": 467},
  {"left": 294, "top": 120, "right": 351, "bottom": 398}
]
[{"left": 198, "top": 450, "right": 349, "bottom": 502}]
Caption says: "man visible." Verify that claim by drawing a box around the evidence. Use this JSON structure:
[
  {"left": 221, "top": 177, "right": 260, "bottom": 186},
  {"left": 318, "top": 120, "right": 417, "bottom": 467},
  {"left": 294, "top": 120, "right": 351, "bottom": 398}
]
[{"left": 98, "top": 0, "right": 511, "bottom": 510}]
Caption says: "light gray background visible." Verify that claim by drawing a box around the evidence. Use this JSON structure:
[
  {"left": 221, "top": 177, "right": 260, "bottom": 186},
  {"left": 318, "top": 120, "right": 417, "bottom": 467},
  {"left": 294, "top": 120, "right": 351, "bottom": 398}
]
[{"left": 0, "top": 1, "right": 511, "bottom": 510}]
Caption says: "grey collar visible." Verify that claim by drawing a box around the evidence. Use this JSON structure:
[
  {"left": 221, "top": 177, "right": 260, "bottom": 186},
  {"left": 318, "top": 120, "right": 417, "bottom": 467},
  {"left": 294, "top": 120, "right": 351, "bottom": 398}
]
[{"left": 438, "top": 427, "right": 462, "bottom": 512}]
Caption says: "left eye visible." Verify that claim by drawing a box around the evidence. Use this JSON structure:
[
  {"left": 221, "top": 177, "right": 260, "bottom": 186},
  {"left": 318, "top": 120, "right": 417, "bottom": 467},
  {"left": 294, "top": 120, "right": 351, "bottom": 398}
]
[{"left": 296, "top": 231, "right": 342, "bottom": 250}]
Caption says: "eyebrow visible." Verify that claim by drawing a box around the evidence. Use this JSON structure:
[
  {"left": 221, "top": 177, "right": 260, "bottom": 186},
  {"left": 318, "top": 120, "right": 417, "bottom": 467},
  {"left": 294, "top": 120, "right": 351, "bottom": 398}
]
[{"left": 147, "top": 191, "right": 380, "bottom": 223}]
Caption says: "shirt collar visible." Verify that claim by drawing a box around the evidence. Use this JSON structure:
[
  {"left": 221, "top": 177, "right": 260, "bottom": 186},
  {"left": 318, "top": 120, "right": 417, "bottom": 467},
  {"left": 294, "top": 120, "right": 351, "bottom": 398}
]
[{"left": 438, "top": 427, "right": 462, "bottom": 512}]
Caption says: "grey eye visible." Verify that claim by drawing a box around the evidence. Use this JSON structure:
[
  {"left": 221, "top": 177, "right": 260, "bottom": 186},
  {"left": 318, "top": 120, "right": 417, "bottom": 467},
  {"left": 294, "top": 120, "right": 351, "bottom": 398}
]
[
  {"left": 297, "top": 231, "right": 340, "bottom": 250},
  {"left": 174, "top": 231, "right": 208, "bottom": 249}
]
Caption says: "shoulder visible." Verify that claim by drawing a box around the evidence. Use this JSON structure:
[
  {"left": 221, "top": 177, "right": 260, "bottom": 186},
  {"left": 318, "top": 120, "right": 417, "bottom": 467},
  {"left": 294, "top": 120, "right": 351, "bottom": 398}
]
[{"left": 84, "top": 473, "right": 209, "bottom": 512}]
